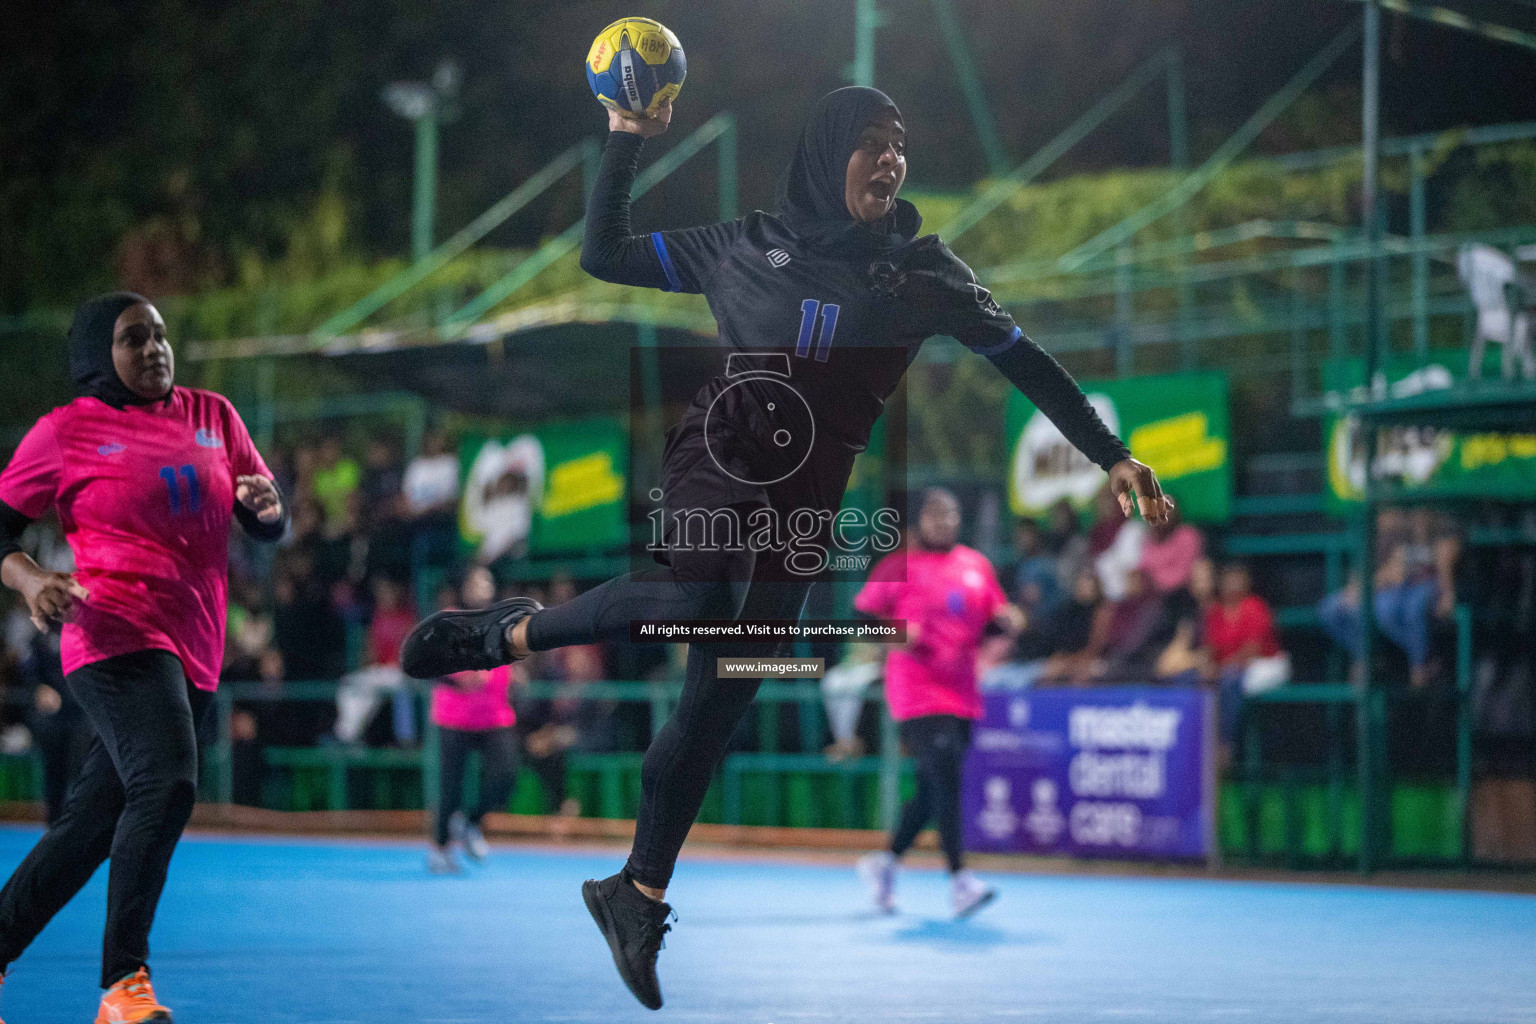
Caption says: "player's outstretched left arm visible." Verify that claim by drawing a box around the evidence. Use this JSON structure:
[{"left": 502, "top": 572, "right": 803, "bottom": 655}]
[
  {"left": 885, "top": 237, "right": 1172, "bottom": 524},
  {"left": 991, "top": 339, "right": 1172, "bottom": 524}
]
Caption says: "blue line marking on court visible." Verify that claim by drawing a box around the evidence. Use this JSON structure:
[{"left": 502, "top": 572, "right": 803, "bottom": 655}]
[{"left": 2, "top": 826, "right": 1533, "bottom": 1022}]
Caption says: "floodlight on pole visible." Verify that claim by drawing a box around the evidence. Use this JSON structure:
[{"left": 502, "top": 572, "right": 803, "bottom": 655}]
[{"left": 383, "top": 60, "right": 461, "bottom": 264}]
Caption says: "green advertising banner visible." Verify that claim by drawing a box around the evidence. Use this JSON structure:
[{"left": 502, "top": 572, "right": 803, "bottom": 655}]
[
  {"left": 459, "top": 417, "right": 628, "bottom": 559},
  {"left": 1006, "top": 371, "right": 1231, "bottom": 523},
  {"left": 1324, "top": 359, "right": 1536, "bottom": 507}
]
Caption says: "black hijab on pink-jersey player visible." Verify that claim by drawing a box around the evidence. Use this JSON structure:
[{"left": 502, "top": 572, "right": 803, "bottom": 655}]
[{"left": 67, "top": 291, "right": 159, "bottom": 409}]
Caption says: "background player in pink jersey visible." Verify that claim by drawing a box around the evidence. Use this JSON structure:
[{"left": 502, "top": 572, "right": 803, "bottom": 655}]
[
  {"left": 428, "top": 567, "right": 522, "bottom": 875},
  {"left": 854, "top": 488, "right": 1019, "bottom": 919},
  {"left": 0, "top": 293, "right": 285, "bottom": 1023}
]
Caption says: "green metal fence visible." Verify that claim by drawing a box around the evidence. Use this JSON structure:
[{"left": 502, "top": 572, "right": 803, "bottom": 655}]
[
  {"left": 1229, "top": 605, "right": 1475, "bottom": 868},
  {"left": 209, "top": 678, "right": 907, "bottom": 832},
  {"left": 204, "top": 625, "right": 1481, "bottom": 870}
]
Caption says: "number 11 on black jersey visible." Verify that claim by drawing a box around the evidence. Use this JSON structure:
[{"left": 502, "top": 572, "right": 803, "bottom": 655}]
[{"left": 795, "top": 300, "right": 841, "bottom": 362}]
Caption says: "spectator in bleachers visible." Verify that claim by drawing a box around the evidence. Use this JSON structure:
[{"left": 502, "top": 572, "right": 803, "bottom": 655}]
[
  {"left": 518, "top": 575, "right": 614, "bottom": 820},
  {"left": 1138, "top": 504, "right": 1204, "bottom": 594},
  {"left": 1206, "top": 561, "right": 1289, "bottom": 754},
  {"left": 332, "top": 577, "right": 418, "bottom": 746},
  {"left": 1005, "top": 517, "right": 1061, "bottom": 615},
  {"left": 313, "top": 493, "right": 365, "bottom": 586},
  {"left": 1090, "top": 483, "right": 1145, "bottom": 601},
  {"left": 1043, "top": 498, "right": 1090, "bottom": 604},
  {"left": 281, "top": 495, "right": 324, "bottom": 557},
  {"left": 222, "top": 580, "right": 274, "bottom": 682},
  {"left": 402, "top": 429, "right": 454, "bottom": 512},
  {"left": 821, "top": 641, "right": 884, "bottom": 755},
  {"left": 403, "top": 430, "right": 460, "bottom": 518},
  {"left": 0, "top": 519, "right": 86, "bottom": 824},
  {"left": 1032, "top": 569, "right": 1111, "bottom": 685},
  {"left": 1085, "top": 482, "right": 1126, "bottom": 560},
  {"left": 5, "top": 597, "right": 86, "bottom": 826},
  {"left": 360, "top": 437, "right": 404, "bottom": 517},
  {"left": 272, "top": 554, "right": 346, "bottom": 684},
  {"left": 1152, "top": 556, "right": 1215, "bottom": 685},
  {"left": 265, "top": 445, "right": 298, "bottom": 511},
  {"left": 1090, "top": 568, "right": 1171, "bottom": 683},
  {"left": 291, "top": 442, "right": 318, "bottom": 503},
  {"left": 311, "top": 434, "right": 361, "bottom": 532},
  {"left": 360, "top": 436, "right": 410, "bottom": 580},
  {"left": 1317, "top": 507, "right": 1461, "bottom": 688},
  {"left": 521, "top": 645, "right": 602, "bottom": 822},
  {"left": 403, "top": 430, "right": 461, "bottom": 572}
]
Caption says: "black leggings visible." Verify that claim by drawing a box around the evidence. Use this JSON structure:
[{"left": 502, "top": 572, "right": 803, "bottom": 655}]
[
  {"left": 0, "top": 649, "right": 206, "bottom": 988},
  {"left": 435, "top": 726, "right": 519, "bottom": 847},
  {"left": 526, "top": 541, "right": 810, "bottom": 889},
  {"left": 889, "top": 715, "right": 973, "bottom": 874}
]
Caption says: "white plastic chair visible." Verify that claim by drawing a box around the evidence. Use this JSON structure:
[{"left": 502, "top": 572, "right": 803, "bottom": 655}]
[{"left": 1458, "top": 243, "right": 1534, "bottom": 381}]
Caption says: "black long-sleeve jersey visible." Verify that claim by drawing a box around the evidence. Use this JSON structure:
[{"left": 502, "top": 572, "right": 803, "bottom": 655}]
[{"left": 581, "top": 132, "right": 1130, "bottom": 473}]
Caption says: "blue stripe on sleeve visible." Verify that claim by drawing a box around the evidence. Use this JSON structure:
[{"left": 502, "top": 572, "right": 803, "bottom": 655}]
[
  {"left": 971, "top": 324, "right": 1022, "bottom": 357},
  {"left": 651, "top": 232, "right": 683, "bottom": 292}
]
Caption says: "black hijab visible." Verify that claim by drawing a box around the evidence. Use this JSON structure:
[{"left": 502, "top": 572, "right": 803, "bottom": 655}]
[
  {"left": 68, "top": 291, "right": 159, "bottom": 408},
  {"left": 775, "top": 86, "right": 922, "bottom": 258}
]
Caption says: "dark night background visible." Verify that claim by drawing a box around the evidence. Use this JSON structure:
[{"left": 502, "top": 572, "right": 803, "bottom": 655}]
[{"left": 5, "top": 0, "right": 1535, "bottom": 313}]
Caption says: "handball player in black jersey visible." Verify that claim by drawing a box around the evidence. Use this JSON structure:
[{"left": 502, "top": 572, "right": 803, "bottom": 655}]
[{"left": 402, "top": 85, "right": 1172, "bottom": 1009}]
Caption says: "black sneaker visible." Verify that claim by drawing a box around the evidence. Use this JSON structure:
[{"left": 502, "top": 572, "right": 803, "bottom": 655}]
[
  {"left": 399, "top": 597, "right": 542, "bottom": 679},
  {"left": 582, "top": 871, "right": 674, "bottom": 1011}
]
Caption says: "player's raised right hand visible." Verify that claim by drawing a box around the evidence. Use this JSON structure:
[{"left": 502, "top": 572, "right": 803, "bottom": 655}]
[
  {"left": 22, "top": 570, "right": 89, "bottom": 632},
  {"left": 609, "top": 98, "right": 672, "bottom": 139}
]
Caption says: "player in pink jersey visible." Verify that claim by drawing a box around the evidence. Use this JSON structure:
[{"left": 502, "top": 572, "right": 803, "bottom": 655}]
[
  {"left": 854, "top": 489, "right": 1018, "bottom": 919},
  {"left": 428, "top": 568, "right": 522, "bottom": 874},
  {"left": 0, "top": 293, "right": 285, "bottom": 1024}
]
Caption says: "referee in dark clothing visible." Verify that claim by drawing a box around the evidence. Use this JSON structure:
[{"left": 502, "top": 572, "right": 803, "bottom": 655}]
[{"left": 402, "top": 85, "right": 1173, "bottom": 1010}]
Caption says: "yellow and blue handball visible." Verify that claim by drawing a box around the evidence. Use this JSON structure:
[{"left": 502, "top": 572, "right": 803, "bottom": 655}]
[{"left": 586, "top": 17, "right": 686, "bottom": 119}]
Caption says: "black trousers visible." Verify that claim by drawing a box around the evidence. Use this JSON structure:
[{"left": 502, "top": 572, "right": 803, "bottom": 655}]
[
  {"left": 435, "top": 726, "right": 519, "bottom": 847},
  {"left": 889, "top": 714, "right": 973, "bottom": 874},
  {"left": 523, "top": 402, "right": 854, "bottom": 889},
  {"left": 528, "top": 541, "right": 811, "bottom": 889},
  {"left": 0, "top": 650, "right": 206, "bottom": 988}
]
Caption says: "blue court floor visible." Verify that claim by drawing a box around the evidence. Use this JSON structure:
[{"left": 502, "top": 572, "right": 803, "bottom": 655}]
[{"left": 2, "top": 826, "right": 1534, "bottom": 1023}]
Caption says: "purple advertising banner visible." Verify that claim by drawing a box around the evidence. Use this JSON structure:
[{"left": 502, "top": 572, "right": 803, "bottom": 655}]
[{"left": 962, "top": 686, "right": 1214, "bottom": 861}]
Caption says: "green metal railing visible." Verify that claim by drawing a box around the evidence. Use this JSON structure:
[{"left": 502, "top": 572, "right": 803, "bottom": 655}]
[
  {"left": 210, "top": 622, "right": 1487, "bottom": 871},
  {"left": 209, "top": 677, "right": 907, "bottom": 831},
  {"left": 939, "top": 46, "right": 1185, "bottom": 244},
  {"left": 443, "top": 113, "right": 738, "bottom": 334},
  {"left": 1056, "top": 24, "right": 1361, "bottom": 274},
  {"left": 1232, "top": 605, "right": 1476, "bottom": 870},
  {"left": 313, "top": 140, "right": 600, "bottom": 341},
  {"left": 927, "top": 0, "right": 1009, "bottom": 177},
  {"left": 1332, "top": 0, "right": 1536, "bottom": 53}
]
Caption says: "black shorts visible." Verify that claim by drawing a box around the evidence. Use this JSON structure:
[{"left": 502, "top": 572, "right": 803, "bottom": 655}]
[{"left": 653, "top": 373, "right": 859, "bottom": 582}]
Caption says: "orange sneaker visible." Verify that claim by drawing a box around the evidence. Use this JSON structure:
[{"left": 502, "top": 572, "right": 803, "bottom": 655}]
[{"left": 95, "top": 968, "right": 171, "bottom": 1024}]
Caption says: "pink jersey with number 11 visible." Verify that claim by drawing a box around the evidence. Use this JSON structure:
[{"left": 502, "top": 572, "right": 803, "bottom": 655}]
[{"left": 0, "top": 387, "right": 272, "bottom": 691}]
